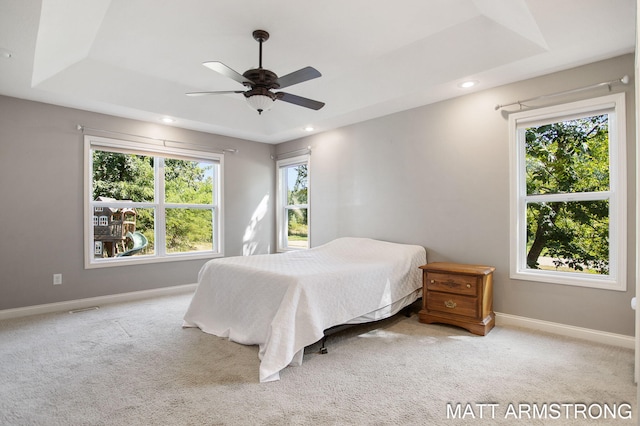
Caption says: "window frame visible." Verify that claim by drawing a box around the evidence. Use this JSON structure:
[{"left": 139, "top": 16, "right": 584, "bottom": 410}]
[
  {"left": 84, "top": 135, "right": 224, "bottom": 268},
  {"left": 508, "top": 93, "right": 627, "bottom": 291},
  {"left": 276, "top": 154, "right": 310, "bottom": 252}
]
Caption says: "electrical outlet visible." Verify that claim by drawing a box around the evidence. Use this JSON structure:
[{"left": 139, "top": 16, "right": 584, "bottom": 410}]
[{"left": 53, "top": 274, "right": 62, "bottom": 285}]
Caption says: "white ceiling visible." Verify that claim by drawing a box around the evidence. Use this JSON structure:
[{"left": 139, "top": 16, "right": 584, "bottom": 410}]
[{"left": 0, "top": 0, "right": 635, "bottom": 144}]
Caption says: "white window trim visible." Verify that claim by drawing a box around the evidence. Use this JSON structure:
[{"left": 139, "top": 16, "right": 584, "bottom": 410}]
[
  {"left": 276, "top": 154, "right": 310, "bottom": 252},
  {"left": 508, "top": 93, "right": 627, "bottom": 291},
  {"left": 84, "top": 135, "right": 224, "bottom": 268}
]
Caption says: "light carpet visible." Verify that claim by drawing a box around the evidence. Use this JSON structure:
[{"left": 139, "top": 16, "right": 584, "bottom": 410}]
[{"left": 0, "top": 291, "right": 636, "bottom": 425}]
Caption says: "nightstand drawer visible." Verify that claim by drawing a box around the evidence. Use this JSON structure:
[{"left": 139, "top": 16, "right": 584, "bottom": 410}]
[
  {"left": 426, "top": 272, "right": 477, "bottom": 296},
  {"left": 427, "top": 292, "right": 478, "bottom": 318}
]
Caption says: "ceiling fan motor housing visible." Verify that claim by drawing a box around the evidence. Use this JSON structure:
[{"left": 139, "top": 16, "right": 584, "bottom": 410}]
[{"left": 243, "top": 68, "right": 280, "bottom": 91}]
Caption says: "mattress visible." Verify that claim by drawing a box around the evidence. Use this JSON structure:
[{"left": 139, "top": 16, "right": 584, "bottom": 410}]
[{"left": 183, "top": 237, "right": 426, "bottom": 382}]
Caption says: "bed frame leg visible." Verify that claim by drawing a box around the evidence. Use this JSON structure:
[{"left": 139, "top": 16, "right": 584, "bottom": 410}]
[{"left": 319, "top": 336, "right": 328, "bottom": 354}]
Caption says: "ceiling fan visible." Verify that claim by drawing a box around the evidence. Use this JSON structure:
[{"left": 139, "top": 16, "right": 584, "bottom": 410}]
[{"left": 187, "top": 30, "right": 325, "bottom": 115}]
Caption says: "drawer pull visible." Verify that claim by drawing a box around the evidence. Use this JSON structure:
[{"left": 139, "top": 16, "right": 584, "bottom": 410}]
[
  {"left": 430, "top": 279, "right": 435, "bottom": 284},
  {"left": 444, "top": 300, "right": 457, "bottom": 309},
  {"left": 466, "top": 284, "right": 471, "bottom": 289}
]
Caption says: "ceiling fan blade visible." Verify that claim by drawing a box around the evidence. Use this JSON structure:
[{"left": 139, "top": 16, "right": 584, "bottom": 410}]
[
  {"left": 186, "top": 90, "right": 245, "bottom": 96},
  {"left": 202, "top": 61, "right": 254, "bottom": 85},
  {"left": 277, "top": 92, "right": 325, "bottom": 110},
  {"left": 276, "top": 66, "right": 321, "bottom": 89}
]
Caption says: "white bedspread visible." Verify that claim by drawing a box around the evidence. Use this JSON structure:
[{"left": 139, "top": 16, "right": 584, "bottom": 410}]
[{"left": 183, "top": 237, "right": 426, "bottom": 382}]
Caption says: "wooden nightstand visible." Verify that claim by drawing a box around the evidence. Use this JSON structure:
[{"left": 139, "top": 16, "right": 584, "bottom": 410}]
[{"left": 418, "top": 262, "right": 495, "bottom": 336}]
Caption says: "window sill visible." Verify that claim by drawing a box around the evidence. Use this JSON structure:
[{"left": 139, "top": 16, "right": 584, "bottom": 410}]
[
  {"left": 510, "top": 269, "right": 625, "bottom": 291},
  {"left": 85, "top": 251, "right": 223, "bottom": 269}
]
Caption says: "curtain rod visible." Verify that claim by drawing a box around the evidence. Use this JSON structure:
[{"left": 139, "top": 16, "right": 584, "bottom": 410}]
[
  {"left": 494, "top": 75, "right": 629, "bottom": 111},
  {"left": 76, "top": 124, "right": 238, "bottom": 154}
]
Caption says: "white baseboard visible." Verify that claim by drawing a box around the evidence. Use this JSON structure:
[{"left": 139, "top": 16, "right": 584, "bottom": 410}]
[
  {"left": 0, "top": 283, "right": 198, "bottom": 321},
  {"left": 495, "top": 312, "right": 634, "bottom": 349}
]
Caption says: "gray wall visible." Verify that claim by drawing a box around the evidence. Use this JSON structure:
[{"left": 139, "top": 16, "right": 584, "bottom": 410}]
[
  {"left": 277, "top": 54, "right": 636, "bottom": 336},
  {"left": 0, "top": 96, "right": 275, "bottom": 310}
]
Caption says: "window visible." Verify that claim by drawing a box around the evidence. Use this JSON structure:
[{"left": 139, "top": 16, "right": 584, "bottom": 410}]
[
  {"left": 84, "top": 135, "right": 223, "bottom": 268},
  {"left": 509, "top": 93, "right": 627, "bottom": 290},
  {"left": 276, "top": 155, "right": 310, "bottom": 251}
]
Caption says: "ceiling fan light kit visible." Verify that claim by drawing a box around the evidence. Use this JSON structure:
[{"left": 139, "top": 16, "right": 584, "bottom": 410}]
[
  {"left": 246, "top": 94, "right": 275, "bottom": 114},
  {"left": 187, "top": 30, "right": 325, "bottom": 115}
]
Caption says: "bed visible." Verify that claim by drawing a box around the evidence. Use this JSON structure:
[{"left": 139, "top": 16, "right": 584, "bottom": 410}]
[{"left": 183, "top": 237, "right": 426, "bottom": 382}]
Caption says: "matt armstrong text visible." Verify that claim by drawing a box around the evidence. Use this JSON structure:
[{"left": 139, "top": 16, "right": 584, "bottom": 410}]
[{"left": 446, "top": 402, "right": 633, "bottom": 421}]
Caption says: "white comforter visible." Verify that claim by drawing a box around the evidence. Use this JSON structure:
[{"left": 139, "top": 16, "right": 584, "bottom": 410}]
[{"left": 183, "top": 237, "right": 426, "bottom": 382}]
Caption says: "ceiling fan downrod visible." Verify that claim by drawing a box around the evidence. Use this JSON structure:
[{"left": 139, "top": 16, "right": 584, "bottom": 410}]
[{"left": 253, "top": 30, "right": 269, "bottom": 69}]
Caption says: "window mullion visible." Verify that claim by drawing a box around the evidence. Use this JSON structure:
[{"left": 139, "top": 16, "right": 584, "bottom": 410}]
[
  {"left": 524, "top": 191, "right": 611, "bottom": 203},
  {"left": 156, "top": 157, "right": 166, "bottom": 257},
  {"left": 165, "top": 203, "right": 215, "bottom": 209}
]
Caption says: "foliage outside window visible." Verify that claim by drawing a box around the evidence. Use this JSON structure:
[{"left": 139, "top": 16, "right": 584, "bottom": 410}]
[
  {"left": 277, "top": 155, "right": 309, "bottom": 251},
  {"left": 509, "top": 93, "right": 627, "bottom": 290},
  {"left": 85, "top": 135, "right": 223, "bottom": 268}
]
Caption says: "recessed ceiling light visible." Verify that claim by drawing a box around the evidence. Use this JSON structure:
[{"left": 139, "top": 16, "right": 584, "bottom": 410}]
[
  {"left": 161, "top": 117, "right": 175, "bottom": 123},
  {"left": 458, "top": 80, "right": 478, "bottom": 89},
  {"left": 304, "top": 126, "right": 314, "bottom": 132}
]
